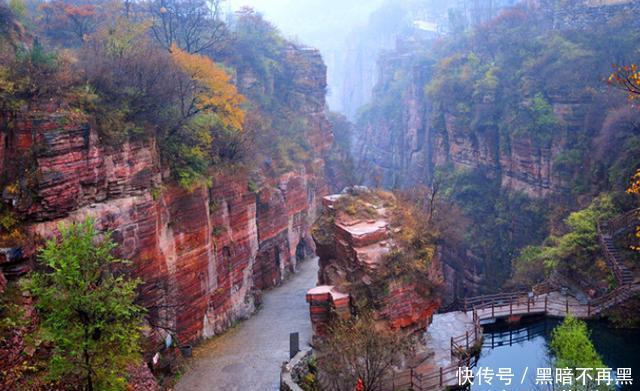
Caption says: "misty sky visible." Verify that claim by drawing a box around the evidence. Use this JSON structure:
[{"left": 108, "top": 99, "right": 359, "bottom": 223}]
[
  {"left": 225, "top": 0, "right": 385, "bottom": 46},
  {"left": 225, "top": 0, "right": 389, "bottom": 111}
]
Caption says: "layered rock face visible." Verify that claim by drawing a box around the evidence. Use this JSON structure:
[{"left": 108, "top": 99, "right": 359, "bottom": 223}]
[
  {"left": 0, "top": 46, "right": 332, "bottom": 346},
  {"left": 352, "top": 2, "right": 635, "bottom": 198},
  {"left": 353, "top": 49, "right": 569, "bottom": 197},
  {"left": 352, "top": 51, "right": 435, "bottom": 191},
  {"left": 309, "top": 190, "right": 442, "bottom": 336}
]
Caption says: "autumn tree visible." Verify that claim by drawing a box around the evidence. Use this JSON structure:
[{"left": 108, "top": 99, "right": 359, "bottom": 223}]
[
  {"left": 78, "top": 16, "right": 177, "bottom": 140},
  {"left": 168, "top": 45, "right": 245, "bottom": 188},
  {"left": 609, "top": 64, "right": 640, "bottom": 101},
  {"left": 170, "top": 44, "right": 244, "bottom": 130},
  {"left": 78, "top": 16, "right": 245, "bottom": 189},
  {"left": 627, "top": 170, "right": 640, "bottom": 251},
  {"left": 27, "top": 219, "right": 144, "bottom": 390},
  {"left": 40, "top": 0, "right": 99, "bottom": 44},
  {"left": 315, "top": 311, "right": 412, "bottom": 391},
  {"left": 148, "top": 0, "right": 227, "bottom": 54}
]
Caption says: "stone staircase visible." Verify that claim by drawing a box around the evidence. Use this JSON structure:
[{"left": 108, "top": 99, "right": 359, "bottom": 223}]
[{"left": 601, "top": 234, "right": 635, "bottom": 285}]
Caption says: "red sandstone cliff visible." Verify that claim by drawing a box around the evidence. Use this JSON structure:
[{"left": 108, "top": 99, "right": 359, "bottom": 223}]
[
  {"left": 308, "top": 189, "right": 442, "bottom": 336},
  {"left": 352, "top": 52, "right": 574, "bottom": 197},
  {"left": 0, "top": 45, "right": 332, "bottom": 350}
]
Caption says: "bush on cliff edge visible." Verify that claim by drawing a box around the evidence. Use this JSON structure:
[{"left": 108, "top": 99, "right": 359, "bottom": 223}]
[{"left": 26, "top": 218, "right": 144, "bottom": 390}]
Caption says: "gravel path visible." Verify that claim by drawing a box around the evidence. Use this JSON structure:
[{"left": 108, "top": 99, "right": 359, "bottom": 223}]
[{"left": 175, "top": 258, "right": 318, "bottom": 391}]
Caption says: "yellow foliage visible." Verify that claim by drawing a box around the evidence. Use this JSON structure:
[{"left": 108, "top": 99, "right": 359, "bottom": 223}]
[
  {"left": 0, "top": 66, "right": 15, "bottom": 94},
  {"left": 627, "top": 169, "right": 640, "bottom": 251},
  {"left": 171, "top": 45, "right": 245, "bottom": 130},
  {"left": 627, "top": 169, "right": 640, "bottom": 196},
  {"left": 609, "top": 64, "right": 640, "bottom": 101}
]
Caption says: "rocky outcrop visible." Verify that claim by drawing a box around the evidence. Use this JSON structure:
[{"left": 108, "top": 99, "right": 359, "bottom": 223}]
[
  {"left": 0, "top": 44, "right": 332, "bottom": 350},
  {"left": 544, "top": 0, "right": 640, "bottom": 29},
  {"left": 353, "top": 49, "right": 570, "bottom": 197},
  {"left": 352, "top": 1, "right": 637, "bottom": 198},
  {"left": 308, "top": 190, "right": 442, "bottom": 336},
  {"left": 352, "top": 52, "right": 434, "bottom": 190}
]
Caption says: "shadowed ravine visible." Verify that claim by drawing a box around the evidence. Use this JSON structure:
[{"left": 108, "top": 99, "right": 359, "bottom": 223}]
[{"left": 175, "top": 258, "right": 318, "bottom": 391}]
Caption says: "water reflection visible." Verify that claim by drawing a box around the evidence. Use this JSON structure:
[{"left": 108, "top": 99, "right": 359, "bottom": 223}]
[{"left": 471, "top": 317, "right": 640, "bottom": 390}]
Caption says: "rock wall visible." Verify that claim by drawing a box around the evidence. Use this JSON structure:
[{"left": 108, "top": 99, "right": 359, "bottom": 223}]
[
  {"left": 352, "top": 53, "right": 434, "bottom": 190},
  {"left": 0, "top": 45, "right": 332, "bottom": 347},
  {"left": 544, "top": 0, "right": 640, "bottom": 29},
  {"left": 309, "top": 191, "right": 442, "bottom": 336},
  {"left": 352, "top": 0, "right": 636, "bottom": 198},
  {"left": 353, "top": 50, "right": 572, "bottom": 197}
]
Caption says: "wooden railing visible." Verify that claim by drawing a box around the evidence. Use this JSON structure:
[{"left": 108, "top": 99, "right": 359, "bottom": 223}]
[
  {"left": 383, "top": 285, "right": 640, "bottom": 391},
  {"left": 597, "top": 208, "right": 637, "bottom": 286},
  {"left": 462, "top": 291, "right": 527, "bottom": 312},
  {"left": 383, "top": 310, "right": 481, "bottom": 391},
  {"left": 599, "top": 208, "right": 639, "bottom": 237},
  {"left": 451, "top": 310, "right": 481, "bottom": 358},
  {"left": 381, "top": 210, "right": 639, "bottom": 391}
]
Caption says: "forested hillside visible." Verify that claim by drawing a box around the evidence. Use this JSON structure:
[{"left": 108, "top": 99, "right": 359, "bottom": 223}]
[{"left": 353, "top": 0, "right": 640, "bottom": 293}]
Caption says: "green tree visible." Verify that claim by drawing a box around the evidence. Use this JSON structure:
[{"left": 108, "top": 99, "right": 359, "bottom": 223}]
[
  {"left": 550, "top": 316, "right": 612, "bottom": 391},
  {"left": 28, "top": 219, "right": 143, "bottom": 390},
  {"left": 509, "top": 194, "right": 616, "bottom": 287}
]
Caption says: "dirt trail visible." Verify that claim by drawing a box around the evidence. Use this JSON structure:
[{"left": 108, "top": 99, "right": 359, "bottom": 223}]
[{"left": 175, "top": 258, "right": 318, "bottom": 391}]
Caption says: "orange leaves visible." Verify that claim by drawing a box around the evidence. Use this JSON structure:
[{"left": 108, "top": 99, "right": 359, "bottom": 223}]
[
  {"left": 39, "top": 0, "right": 98, "bottom": 41},
  {"left": 62, "top": 3, "right": 96, "bottom": 18},
  {"left": 628, "top": 169, "right": 640, "bottom": 196},
  {"left": 608, "top": 64, "right": 640, "bottom": 102},
  {"left": 628, "top": 170, "right": 640, "bottom": 252},
  {"left": 39, "top": 0, "right": 96, "bottom": 18},
  {"left": 171, "top": 44, "right": 245, "bottom": 130}
]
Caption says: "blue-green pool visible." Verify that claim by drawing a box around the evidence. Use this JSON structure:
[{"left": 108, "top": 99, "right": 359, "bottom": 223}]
[{"left": 470, "top": 317, "right": 640, "bottom": 390}]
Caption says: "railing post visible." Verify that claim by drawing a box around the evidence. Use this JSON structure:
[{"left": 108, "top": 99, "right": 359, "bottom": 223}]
[
  {"left": 491, "top": 302, "right": 494, "bottom": 317},
  {"left": 527, "top": 297, "right": 530, "bottom": 312},
  {"left": 588, "top": 303, "right": 591, "bottom": 317},
  {"left": 544, "top": 296, "right": 548, "bottom": 312},
  {"left": 410, "top": 368, "right": 413, "bottom": 389},
  {"left": 464, "top": 297, "right": 467, "bottom": 312},
  {"left": 466, "top": 331, "right": 469, "bottom": 350},
  {"left": 439, "top": 367, "right": 443, "bottom": 387},
  {"left": 565, "top": 297, "right": 569, "bottom": 314},
  {"left": 474, "top": 316, "right": 478, "bottom": 341},
  {"left": 290, "top": 332, "right": 299, "bottom": 359},
  {"left": 510, "top": 301, "right": 513, "bottom": 316}
]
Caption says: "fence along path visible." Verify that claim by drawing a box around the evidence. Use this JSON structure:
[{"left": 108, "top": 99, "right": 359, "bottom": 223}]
[{"left": 382, "top": 209, "right": 639, "bottom": 391}]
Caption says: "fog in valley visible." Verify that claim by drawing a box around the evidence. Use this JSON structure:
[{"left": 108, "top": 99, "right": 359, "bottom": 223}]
[
  {"left": 225, "top": 0, "right": 518, "bottom": 117},
  {"left": 227, "top": 0, "right": 388, "bottom": 114}
]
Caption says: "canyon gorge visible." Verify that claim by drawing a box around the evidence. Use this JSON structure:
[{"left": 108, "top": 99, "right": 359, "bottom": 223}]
[{"left": 1, "top": 0, "right": 640, "bottom": 390}]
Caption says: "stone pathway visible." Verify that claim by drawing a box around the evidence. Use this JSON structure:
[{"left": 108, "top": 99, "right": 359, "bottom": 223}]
[
  {"left": 423, "top": 311, "right": 475, "bottom": 369},
  {"left": 175, "top": 258, "right": 318, "bottom": 391}
]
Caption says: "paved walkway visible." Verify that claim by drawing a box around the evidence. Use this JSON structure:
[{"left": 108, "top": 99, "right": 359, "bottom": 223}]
[
  {"left": 175, "top": 258, "right": 318, "bottom": 391},
  {"left": 423, "top": 311, "right": 474, "bottom": 369}
]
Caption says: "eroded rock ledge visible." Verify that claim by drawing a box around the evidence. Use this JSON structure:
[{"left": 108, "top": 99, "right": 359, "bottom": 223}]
[
  {"left": 0, "top": 46, "right": 333, "bottom": 353},
  {"left": 308, "top": 188, "right": 442, "bottom": 336}
]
